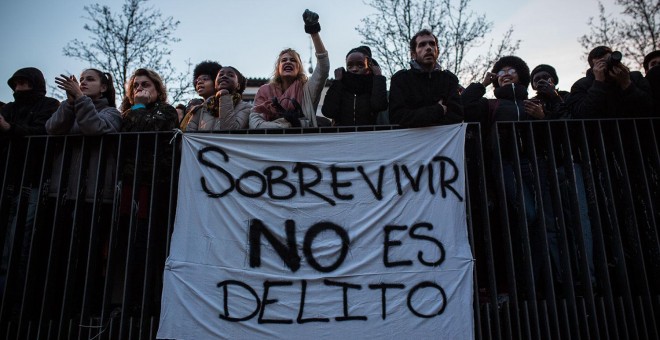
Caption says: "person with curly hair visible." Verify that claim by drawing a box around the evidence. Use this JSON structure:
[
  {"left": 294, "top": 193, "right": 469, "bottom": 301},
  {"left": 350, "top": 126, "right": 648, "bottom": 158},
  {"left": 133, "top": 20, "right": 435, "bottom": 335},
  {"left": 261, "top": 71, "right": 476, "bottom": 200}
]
[{"left": 181, "top": 66, "right": 251, "bottom": 131}]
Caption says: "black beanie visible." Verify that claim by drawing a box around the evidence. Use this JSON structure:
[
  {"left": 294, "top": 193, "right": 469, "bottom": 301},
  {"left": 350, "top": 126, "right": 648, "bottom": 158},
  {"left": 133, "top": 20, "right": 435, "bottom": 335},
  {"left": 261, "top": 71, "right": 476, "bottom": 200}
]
[
  {"left": 531, "top": 64, "right": 559, "bottom": 85},
  {"left": 491, "top": 56, "right": 530, "bottom": 88},
  {"left": 587, "top": 46, "right": 612, "bottom": 68},
  {"left": 7, "top": 67, "right": 47, "bottom": 95},
  {"left": 643, "top": 50, "right": 660, "bottom": 72},
  {"left": 346, "top": 46, "right": 379, "bottom": 66}
]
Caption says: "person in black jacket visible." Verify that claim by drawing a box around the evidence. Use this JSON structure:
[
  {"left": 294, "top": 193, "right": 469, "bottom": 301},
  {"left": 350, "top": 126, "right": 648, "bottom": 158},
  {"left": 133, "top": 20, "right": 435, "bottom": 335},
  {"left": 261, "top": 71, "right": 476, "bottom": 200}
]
[
  {"left": 0, "top": 67, "right": 59, "bottom": 140},
  {"left": 388, "top": 29, "right": 463, "bottom": 127},
  {"left": 643, "top": 50, "right": 660, "bottom": 117},
  {"left": 322, "top": 46, "right": 388, "bottom": 126},
  {"left": 528, "top": 64, "right": 570, "bottom": 119},
  {"left": 0, "top": 67, "right": 59, "bottom": 311},
  {"left": 566, "top": 46, "right": 653, "bottom": 118},
  {"left": 464, "top": 56, "right": 564, "bottom": 290}
]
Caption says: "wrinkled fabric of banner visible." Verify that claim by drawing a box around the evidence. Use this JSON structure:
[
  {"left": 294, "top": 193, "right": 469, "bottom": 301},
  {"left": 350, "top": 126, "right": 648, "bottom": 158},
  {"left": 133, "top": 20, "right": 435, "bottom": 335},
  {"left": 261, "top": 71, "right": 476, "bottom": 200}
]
[{"left": 157, "top": 124, "right": 473, "bottom": 339}]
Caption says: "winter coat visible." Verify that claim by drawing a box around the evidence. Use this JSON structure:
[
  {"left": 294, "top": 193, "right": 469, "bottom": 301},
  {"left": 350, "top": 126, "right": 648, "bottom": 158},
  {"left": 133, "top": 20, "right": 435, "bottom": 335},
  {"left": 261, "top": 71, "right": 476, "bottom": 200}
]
[
  {"left": 529, "top": 90, "right": 570, "bottom": 120},
  {"left": 462, "top": 82, "right": 534, "bottom": 161},
  {"left": 249, "top": 51, "right": 330, "bottom": 128},
  {"left": 462, "top": 82, "right": 533, "bottom": 125},
  {"left": 45, "top": 97, "right": 122, "bottom": 202},
  {"left": 321, "top": 72, "right": 388, "bottom": 126},
  {"left": 566, "top": 69, "right": 653, "bottom": 119},
  {"left": 184, "top": 95, "right": 251, "bottom": 131},
  {"left": 1, "top": 68, "right": 59, "bottom": 187},
  {"left": 645, "top": 66, "right": 660, "bottom": 117},
  {"left": 121, "top": 101, "right": 178, "bottom": 132},
  {"left": 388, "top": 62, "right": 463, "bottom": 127},
  {"left": 121, "top": 101, "right": 178, "bottom": 183},
  {"left": 1, "top": 67, "right": 58, "bottom": 138}
]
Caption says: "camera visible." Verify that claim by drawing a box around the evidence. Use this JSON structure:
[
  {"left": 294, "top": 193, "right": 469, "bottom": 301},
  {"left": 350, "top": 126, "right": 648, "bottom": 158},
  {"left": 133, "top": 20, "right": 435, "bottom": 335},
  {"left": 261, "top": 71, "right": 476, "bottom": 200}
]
[{"left": 606, "top": 51, "right": 623, "bottom": 69}]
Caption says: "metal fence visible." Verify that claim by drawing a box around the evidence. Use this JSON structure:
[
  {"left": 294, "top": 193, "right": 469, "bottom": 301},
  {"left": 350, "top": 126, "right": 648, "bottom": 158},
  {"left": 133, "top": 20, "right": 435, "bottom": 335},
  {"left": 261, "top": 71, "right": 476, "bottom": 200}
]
[{"left": 0, "top": 120, "right": 658, "bottom": 339}]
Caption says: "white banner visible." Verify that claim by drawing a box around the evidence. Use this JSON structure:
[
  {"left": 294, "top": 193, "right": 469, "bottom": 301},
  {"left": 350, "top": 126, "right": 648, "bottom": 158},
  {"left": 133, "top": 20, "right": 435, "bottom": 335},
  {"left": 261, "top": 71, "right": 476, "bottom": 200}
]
[{"left": 158, "top": 124, "right": 473, "bottom": 339}]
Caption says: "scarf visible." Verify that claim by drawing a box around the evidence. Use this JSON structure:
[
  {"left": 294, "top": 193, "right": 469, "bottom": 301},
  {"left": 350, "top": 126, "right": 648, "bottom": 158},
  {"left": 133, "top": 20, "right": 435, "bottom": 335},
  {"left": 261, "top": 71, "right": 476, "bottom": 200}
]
[
  {"left": 252, "top": 80, "right": 304, "bottom": 121},
  {"left": 494, "top": 83, "right": 528, "bottom": 101},
  {"left": 341, "top": 71, "right": 373, "bottom": 95}
]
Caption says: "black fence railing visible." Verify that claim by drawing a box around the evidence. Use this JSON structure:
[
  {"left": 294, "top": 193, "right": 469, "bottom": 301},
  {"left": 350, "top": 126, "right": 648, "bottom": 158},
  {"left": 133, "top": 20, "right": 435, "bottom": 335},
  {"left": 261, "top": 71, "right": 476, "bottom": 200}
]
[{"left": 0, "top": 120, "right": 658, "bottom": 339}]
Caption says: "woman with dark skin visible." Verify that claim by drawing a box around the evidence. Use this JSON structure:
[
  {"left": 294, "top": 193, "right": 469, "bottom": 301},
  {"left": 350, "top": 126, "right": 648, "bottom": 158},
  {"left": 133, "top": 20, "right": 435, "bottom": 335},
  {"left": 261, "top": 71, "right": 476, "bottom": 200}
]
[
  {"left": 322, "top": 46, "right": 388, "bottom": 126},
  {"left": 181, "top": 66, "right": 251, "bottom": 131}
]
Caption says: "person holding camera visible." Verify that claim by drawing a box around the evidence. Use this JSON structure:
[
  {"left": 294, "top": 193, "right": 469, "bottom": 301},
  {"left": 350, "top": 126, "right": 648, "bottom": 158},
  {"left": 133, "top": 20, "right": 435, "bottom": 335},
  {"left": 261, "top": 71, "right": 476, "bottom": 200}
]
[
  {"left": 388, "top": 29, "right": 463, "bottom": 128},
  {"left": 566, "top": 46, "right": 652, "bottom": 118},
  {"left": 321, "top": 45, "right": 388, "bottom": 126},
  {"left": 249, "top": 9, "right": 329, "bottom": 129}
]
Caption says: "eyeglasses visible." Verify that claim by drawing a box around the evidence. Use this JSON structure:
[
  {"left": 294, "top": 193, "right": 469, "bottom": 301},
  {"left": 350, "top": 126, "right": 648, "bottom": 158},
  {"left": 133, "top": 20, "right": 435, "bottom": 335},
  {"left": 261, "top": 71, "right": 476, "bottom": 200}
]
[
  {"left": 194, "top": 75, "right": 212, "bottom": 83},
  {"left": 497, "top": 69, "right": 517, "bottom": 77}
]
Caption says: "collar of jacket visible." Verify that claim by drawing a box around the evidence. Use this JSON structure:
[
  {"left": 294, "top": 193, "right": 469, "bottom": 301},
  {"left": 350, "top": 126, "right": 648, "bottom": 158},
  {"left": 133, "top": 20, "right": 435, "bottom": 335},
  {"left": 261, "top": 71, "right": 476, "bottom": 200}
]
[{"left": 409, "top": 60, "right": 442, "bottom": 73}]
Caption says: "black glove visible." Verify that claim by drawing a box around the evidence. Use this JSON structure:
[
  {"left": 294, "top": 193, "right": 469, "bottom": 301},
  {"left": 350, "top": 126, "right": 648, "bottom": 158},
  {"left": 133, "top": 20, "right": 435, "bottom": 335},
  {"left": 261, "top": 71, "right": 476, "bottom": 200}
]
[
  {"left": 302, "top": 9, "right": 321, "bottom": 34},
  {"left": 282, "top": 111, "right": 302, "bottom": 127}
]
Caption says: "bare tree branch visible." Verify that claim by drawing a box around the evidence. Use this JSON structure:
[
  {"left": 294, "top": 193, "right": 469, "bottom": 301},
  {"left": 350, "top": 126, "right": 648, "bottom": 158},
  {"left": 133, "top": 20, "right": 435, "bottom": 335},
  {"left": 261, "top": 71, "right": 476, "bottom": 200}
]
[
  {"left": 63, "top": 0, "right": 192, "bottom": 104},
  {"left": 356, "top": 0, "right": 519, "bottom": 85},
  {"left": 579, "top": 0, "right": 660, "bottom": 68}
]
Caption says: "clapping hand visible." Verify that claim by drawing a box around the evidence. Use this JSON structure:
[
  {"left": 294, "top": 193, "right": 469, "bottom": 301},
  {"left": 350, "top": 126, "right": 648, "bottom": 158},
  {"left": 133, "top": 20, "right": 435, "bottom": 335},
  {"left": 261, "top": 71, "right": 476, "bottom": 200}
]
[{"left": 55, "top": 74, "right": 83, "bottom": 103}]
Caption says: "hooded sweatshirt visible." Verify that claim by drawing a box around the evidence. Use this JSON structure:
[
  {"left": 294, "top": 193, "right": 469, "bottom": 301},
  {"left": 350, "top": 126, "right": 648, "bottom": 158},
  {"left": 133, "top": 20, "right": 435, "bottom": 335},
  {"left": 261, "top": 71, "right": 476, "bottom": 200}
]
[{"left": 1, "top": 67, "right": 59, "bottom": 138}]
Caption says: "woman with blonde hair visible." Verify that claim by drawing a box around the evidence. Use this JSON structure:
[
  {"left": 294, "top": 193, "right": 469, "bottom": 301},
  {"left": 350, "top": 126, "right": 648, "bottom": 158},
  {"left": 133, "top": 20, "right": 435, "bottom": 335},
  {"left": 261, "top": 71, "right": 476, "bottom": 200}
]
[{"left": 249, "top": 9, "right": 329, "bottom": 128}]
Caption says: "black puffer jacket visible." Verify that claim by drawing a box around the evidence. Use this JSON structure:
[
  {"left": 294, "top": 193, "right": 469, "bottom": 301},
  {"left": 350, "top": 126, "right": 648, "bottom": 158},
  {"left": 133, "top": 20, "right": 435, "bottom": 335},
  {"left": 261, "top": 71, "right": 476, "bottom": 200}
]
[
  {"left": 462, "top": 82, "right": 532, "bottom": 125},
  {"left": 389, "top": 62, "right": 463, "bottom": 127},
  {"left": 322, "top": 72, "right": 388, "bottom": 126},
  {"left": 566, "top": 69, "right": 653, "bottom": 118},
  {"left": 462, "top": 82, "right": 532, "bottom": 161}
]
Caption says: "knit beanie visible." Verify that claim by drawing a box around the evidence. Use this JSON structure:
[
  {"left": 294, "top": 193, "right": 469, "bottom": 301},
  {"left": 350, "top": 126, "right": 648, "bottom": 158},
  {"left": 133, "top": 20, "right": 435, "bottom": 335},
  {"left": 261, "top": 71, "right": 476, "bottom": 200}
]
[
  {"left": 346, "top": 46, "right": 379, "bottom": 67},
  {"left": 587, "top": 46, "right": 612, "bottom": 68},
  {"left": 531, "top": 64, "right": 559, "bottom": 85},
  {"left": 491, "top": 56, "right": 530, "bottom": 88},
  {"left": 643, "top": 50, "right": 660, "bottom": 72}
]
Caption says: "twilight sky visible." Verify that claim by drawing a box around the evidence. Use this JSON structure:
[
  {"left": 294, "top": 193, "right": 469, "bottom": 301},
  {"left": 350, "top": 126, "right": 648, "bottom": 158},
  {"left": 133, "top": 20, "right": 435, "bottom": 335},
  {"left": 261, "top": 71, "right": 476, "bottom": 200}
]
[{"left": 0, "top": 0, "right": 621, "bottom": 103}]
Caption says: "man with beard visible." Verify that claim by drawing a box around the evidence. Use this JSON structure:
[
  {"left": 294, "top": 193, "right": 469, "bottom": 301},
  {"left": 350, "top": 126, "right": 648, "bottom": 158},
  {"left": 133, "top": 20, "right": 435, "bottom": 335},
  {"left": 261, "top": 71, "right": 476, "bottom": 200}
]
[
  {"left": 566, "top": 46, "right": 652, "bottom": 118},
  {"left": 643, "top": 50, "right": 660, "bottom": 116},
  {"left": 388, "top": 29, "right": 463, "bottom": 127}
]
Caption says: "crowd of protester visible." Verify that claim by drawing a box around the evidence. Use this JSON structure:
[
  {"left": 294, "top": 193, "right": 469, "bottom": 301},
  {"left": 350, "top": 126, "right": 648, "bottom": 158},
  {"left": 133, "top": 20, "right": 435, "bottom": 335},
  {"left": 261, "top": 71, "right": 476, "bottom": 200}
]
[{"left": 1, "top": 8, "right": 659, "bottom": 336}]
